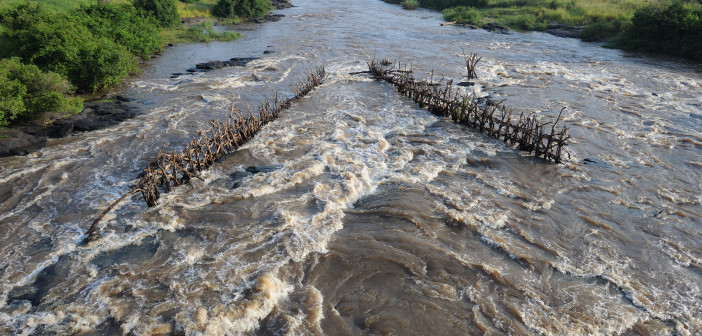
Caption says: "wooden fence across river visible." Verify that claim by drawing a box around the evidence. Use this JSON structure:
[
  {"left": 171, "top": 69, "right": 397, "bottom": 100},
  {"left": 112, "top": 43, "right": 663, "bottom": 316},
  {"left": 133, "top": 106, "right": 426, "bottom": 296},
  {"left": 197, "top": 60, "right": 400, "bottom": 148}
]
[
  {"left": 86, "top": 67, "right": 326, "bottom": 236},
  {"left": 367, "top": 59, "right": 570, "bottom": 163},
  {"left": 88, "top": 59, "right": 571, "bottom": 237}
]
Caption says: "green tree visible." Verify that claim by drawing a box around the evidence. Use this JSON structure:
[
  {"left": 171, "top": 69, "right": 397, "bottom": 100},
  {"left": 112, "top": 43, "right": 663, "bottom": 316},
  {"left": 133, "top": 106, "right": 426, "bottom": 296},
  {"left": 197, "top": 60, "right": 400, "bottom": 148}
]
[
  {"left": 213, "top": 0, "right": 272, "bottom": 19},
  {"left": 0, "top": 2, "right": 139, "bottom": 92},
  {"left": 612, "top": 3, "right": 702, "bottom": 61},
  {"left": 0, "top": 76, "right": 26, "bottom": 127},
  {"left": 133, "top": 0, "right": 180, "bottom": 27},
  {"left": 0, "top": 59, "right": 82, "bottom": 127},
  {"left": 77, "top": 4, "right": 163, "bottom": 59}
]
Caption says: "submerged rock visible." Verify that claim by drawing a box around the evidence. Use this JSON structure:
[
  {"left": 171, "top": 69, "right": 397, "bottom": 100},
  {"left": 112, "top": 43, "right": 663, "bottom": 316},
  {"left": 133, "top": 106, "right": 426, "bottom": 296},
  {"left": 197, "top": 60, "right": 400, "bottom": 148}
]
[
  {"left": 581, "top": 158, "right": 612, "bottom": 168},
  {"left": 231, "top": 165, "right": 282, "bottom": 189},
  {"left": 0, "top": 129, "right": 48, "bottom": 157},
  {"left": 245, "top": 165, "right": 280, "bottom": 174}
]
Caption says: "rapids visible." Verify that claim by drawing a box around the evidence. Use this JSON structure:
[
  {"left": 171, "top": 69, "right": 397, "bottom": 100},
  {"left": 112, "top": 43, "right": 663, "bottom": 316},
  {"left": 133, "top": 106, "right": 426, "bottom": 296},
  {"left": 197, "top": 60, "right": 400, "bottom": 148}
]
[{"left": 1, "top": 0, "right": 701, "bottom": 334}]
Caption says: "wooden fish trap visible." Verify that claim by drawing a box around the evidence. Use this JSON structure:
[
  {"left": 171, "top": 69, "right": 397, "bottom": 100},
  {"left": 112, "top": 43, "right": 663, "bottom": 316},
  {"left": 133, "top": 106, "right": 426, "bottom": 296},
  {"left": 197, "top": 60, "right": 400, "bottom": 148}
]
[
  {"left": 86, "top": 66, "right": 326, "bottom": 236},
  {"left": 367, "top": 59, "right": 570, "bottom": 163}
]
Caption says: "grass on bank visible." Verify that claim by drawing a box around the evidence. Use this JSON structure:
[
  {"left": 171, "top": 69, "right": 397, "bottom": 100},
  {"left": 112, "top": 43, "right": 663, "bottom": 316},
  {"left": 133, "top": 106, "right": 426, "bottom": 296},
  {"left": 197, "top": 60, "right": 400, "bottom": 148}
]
[
  {"left": 165, "top": 19, "right": 241, "bottom": 43},
  {"left": 178, "top": 0, "right": 218, "bottom": 18}
]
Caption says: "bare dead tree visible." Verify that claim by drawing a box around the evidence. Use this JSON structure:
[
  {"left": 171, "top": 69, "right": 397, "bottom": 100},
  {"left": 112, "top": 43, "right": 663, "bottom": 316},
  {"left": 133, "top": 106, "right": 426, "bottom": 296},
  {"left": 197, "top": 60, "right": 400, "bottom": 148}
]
[{"left": 461, "top": 47, "right": 482, "bottom": 80}]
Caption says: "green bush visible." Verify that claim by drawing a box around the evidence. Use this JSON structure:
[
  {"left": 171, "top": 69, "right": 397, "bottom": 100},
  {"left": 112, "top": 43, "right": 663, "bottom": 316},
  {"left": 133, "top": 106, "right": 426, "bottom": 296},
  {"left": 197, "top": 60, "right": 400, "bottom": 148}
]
[
  {"left": 506, "top": 13, "right": 539, "bottom": 30},
  {"left": 133, "top": 0, "right": 180, "bottom": 27},
  {"left": 70, "top": 38, "right": 139, "bottom": 92},
  {"left": 213, "top": 0, "right": 272, "bottom": 19},
  {"left": 0, "top": 2, "right": 138, "bottom": 92},
  {"left": 0, "top": 75, "right": 26, "bottom": 127},
  {"left": 402, "top": 0, "right": 419, "bottom": 10},
  {"left": 612, "top": 3, "right": 702, "bottom": 61},
  {"left": 0, "top": 58, "right": 82, "bottom": 127},
  {"left": 580, "top": 19, "right": 623, "bottom": 41},
  {"left": 76, "top": 4, "right": 163, "bottom": 59},
  {"left": 212, "top": 0, "right": 238, "bottom": 18},
  {"left": 442, "top": 6, "right": 482, "bottom": 24}
]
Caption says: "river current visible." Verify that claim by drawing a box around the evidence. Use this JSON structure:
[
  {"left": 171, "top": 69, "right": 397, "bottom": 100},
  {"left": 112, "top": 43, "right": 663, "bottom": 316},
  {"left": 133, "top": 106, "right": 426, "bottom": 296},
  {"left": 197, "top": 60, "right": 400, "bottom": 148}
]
[{"left": 1, "top": 0, "right": 701, "bottom": 335}]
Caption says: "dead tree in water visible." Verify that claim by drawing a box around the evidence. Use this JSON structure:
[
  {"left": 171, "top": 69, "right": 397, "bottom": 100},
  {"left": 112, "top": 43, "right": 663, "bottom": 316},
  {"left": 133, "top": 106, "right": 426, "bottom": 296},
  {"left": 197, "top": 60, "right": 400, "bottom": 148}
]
[
  {"left": 86, "top": 66, "right": 326, "bottom": 237},
  {"left": 367, "top": 58, "right": 570, "bottom": 163},
  {"left": 462, "top": 48, "right": 481, "bottom": 80}
]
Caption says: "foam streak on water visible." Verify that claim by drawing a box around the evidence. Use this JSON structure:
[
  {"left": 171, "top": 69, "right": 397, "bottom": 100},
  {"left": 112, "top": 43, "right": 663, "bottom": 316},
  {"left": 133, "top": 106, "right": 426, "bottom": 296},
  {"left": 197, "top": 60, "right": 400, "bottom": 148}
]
[{"left": 1, "top": 0, "right": 701, "bottom": 334}]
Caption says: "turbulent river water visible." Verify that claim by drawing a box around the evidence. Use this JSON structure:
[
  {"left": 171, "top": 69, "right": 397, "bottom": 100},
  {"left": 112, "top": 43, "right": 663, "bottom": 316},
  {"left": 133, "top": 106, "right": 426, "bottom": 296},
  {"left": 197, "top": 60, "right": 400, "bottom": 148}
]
[{"left": 1, "top": 0, "right": 702, "bottom": 335}]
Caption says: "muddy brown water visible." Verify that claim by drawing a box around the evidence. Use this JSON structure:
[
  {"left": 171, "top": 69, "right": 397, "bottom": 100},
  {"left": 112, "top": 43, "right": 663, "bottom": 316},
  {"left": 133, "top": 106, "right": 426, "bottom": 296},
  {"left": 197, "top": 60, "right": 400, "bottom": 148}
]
[{"left": 1, "top": 0, "right": 701, "bottom": 334}]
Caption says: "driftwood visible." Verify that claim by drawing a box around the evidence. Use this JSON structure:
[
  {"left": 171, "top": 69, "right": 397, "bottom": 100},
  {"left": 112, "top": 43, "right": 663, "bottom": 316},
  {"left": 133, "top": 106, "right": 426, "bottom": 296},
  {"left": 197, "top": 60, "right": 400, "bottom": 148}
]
[
  {"left": 86, "top": 66, "right": 326, "bottom": 236},
  {"left": 367, "top": 59, "right": 570, "bottom": 163}
]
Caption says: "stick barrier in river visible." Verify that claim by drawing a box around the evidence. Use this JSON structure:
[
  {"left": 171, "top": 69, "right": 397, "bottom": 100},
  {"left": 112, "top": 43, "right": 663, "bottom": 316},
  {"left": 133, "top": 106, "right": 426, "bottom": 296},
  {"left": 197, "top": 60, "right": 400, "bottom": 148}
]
[
  {"left": 367, "top": 59, "right": 570, "bottom": 163},
  {"left": 86, "top": 66, "right": 326, "bottom": 237}
]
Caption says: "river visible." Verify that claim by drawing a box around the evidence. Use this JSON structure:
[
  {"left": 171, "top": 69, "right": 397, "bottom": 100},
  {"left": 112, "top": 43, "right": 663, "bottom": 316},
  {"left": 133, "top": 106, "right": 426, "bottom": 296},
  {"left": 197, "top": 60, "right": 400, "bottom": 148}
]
[{"left": 1, "top": 0, "right": 701, "bottom": 335}]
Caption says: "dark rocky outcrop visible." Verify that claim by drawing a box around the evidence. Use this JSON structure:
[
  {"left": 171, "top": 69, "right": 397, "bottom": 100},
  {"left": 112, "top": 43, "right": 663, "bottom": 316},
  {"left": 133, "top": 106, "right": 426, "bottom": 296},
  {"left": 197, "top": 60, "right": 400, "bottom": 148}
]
[
  {"left": 253, "top": 13, "right": 285, "bottom": 23},
  {"left": 271, "top": 0, "right": 293, "bottom": 10},
  {"left": 192, "top": 57, "right": 260, "bottom": 72},
  {"left": 545, "top": 23, "right": 583, "bottom": 38},
  {"left": 482, "top": 22, "right": 511, "bottom": 34},
  {"left": 13, "top": 120, "right": 74, "bottom": 139},
  {"left": 0, "top": 129, "right": 48, "bottom": 157},
  {"left": 195, "top": 60, "right": 225, "bottom": 70},
  {"left": 69, "top": 102, "right": 138, "bottom": 132},
  {"left": 0, "top": 101, "right": 138, "bottom": 157}
]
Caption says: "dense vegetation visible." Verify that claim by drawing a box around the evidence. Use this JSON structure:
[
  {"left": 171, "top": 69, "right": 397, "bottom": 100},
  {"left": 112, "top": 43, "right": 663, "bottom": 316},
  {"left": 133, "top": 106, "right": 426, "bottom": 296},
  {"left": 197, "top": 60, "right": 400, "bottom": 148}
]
[
  {"left": 611, "top": 2, "right": 702, "bottom": 61},
  {"left": 134, "top": 0, "right": 180, "bottom": 26},
  {"left": 0, "top": 58, "right": 82, "bottom": 127},
  {"left": 213, "top": 0, "right": 272, "bottom": 19},
  {"left": 0, "top": 0, "right": 274, "bottom": 127},
  {"left": 0, "top": 2, "right": 156, "bottom": 93},
  {"left": 386, "top": 0, "right": 702, "bottom": 62}
]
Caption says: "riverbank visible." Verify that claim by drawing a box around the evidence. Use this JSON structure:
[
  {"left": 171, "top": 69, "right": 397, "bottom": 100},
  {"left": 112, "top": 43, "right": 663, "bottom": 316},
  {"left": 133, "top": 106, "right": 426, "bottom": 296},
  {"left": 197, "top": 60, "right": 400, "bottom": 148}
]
[
  {"left": 0, "top": 0, "right": 291, "bottom": 157},
  {"left": 0, "top": 99, "right": 137, "bottom": 157},
  {"left": 389, "top": 0, "right": 702, "bottom": 60},
  {"left": 1, "top": 0, "right": 700, "bottom": 334}
]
